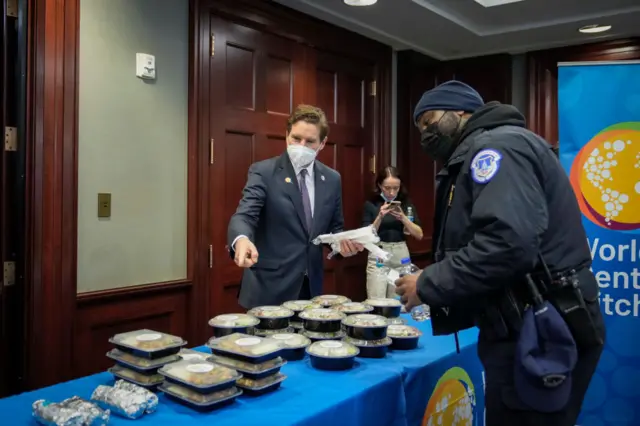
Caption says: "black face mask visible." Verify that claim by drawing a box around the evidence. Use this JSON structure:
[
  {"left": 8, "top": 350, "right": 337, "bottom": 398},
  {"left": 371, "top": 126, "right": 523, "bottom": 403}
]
[{"left": 420, "top": 119, "right": 459, "bottom": 163}]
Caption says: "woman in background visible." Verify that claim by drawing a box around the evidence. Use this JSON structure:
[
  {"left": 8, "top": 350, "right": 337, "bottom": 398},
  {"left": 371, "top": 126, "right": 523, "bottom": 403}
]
[{"left": 362, "top": 166, "right": 423, "bottom": 298}]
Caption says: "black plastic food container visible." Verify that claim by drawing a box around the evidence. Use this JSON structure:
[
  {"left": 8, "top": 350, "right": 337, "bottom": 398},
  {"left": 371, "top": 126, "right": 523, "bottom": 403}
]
[
  {"left": 387, "top": 325, "right": 422, "bottom": 350},
  {"left": 247, "top": 306, "right": 295, "bottom": 331},
  {"left": 158, "top": 360, "right": 241, "bottom": 394},
  {"left": 363, "top": 299, "right": 402, "bottom": 319},
  {"left": 159, "top": 383, "right": 242, "bottom": 412},
  {"left": 109, "top": 329, "right": 187, "bottom": 360},
  {"left": 343, "top": 337, "right": 392, "bottom": 359},
  {"left": 207, "top": 334, "right": 282, "bottom": 364},
  {"left": 306, "top": 341, "right": 359, "bottom": 371},
  {"left": 299, "top": 309, "right": 346, "bottom": 333},
  {"left": 208, "top": 354, "right": 285, "bottom": 380},
  {"left": 236, "top": 374, "right": 286, "bottom": 396},
  {"left": 390, "top": 336, "right": 419, "bottom": 350},
  {"left": 342, "top": 314, "right": 388, "bottom": 340},
  {"left": 301, "top": 330, "right": 345, "bottom": 342}
]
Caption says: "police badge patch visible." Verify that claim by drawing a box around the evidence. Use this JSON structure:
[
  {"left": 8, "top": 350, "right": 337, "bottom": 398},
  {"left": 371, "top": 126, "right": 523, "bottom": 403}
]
[{"left": 470, "top": 149, "right": 502, "bottom": 184}]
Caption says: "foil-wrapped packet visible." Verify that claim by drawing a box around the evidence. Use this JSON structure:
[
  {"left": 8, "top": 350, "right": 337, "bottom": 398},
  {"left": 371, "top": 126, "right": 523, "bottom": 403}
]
[
  {"left": 91, "top": 380, "right": 157, "bottom": 419},
  {"left": 114, "top": 380, "right": 158, "bottom": 413},
  {"left": 32, "top": 396, "right": 109, "bottom": 426}
]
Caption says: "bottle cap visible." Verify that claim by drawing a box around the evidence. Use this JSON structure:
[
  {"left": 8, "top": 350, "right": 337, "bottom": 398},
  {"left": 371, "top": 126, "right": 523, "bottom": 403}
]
[{"left": 400, "top": 257, "right": 410, "bottom": 265}]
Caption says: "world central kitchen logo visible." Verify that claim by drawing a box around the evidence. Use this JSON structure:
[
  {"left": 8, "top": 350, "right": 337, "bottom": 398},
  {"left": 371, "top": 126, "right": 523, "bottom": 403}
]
[
  {"left": 422, "top": 366, "right": 477, "bottom": 426},
  {"left": 569, "top": 122, "right": 640, "bottom": 232}
]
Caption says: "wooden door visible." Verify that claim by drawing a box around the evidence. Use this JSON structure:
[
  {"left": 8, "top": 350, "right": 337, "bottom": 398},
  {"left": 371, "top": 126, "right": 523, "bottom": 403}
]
[
  {"left": 207, "top": 14, "right": 375, "bottom": 315},
  {"left": 1, "top": 0, "right": 25, "bottom": 397}
]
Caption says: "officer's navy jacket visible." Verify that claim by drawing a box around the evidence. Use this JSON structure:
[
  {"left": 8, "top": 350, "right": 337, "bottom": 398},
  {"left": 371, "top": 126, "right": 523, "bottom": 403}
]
[{"left": 417, "top": 102, "right": 597, "bottom": 335}]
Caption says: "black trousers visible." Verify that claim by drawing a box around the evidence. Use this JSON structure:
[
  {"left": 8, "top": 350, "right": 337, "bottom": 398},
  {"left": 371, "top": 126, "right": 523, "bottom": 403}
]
[
  {"left": 479, "top": 301, "right": 605, "bottom": 426},
  {"left": 298, "top": 275, "right": 311, "bottom": 300}
]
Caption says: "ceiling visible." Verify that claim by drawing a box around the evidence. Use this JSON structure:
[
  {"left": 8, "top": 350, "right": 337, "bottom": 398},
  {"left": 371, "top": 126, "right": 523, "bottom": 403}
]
[{"left": 272, "top": 0, "right": 640, "bottom": 60}]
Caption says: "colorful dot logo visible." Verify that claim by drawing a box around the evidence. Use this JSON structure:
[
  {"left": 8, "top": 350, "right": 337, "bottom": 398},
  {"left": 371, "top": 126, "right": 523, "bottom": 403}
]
[
  {"left": 569, "top": 122, "right": 640, "bottom": 231},
  {"left": 422, "top": 366, "right": 476, "bottom": 426}
]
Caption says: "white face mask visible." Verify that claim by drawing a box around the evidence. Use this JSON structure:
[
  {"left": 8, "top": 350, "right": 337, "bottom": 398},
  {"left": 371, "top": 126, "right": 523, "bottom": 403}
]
[{"left": 287, "top": 144, "right": 317, "bottom": 169}]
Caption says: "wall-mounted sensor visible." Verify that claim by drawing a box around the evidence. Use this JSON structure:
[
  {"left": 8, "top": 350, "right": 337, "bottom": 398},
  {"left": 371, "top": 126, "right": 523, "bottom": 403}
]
[{"left": 136, "top": 53, "right": 156, "bottom": 80}]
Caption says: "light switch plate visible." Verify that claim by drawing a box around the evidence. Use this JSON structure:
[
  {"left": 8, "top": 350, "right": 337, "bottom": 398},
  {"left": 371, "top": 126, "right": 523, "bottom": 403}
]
[
  {"left": 98, "top": 193, "right": 112, "bottom": 218},
  {"left": 136, "top": 53, "right": 156, "bottom": 80}
]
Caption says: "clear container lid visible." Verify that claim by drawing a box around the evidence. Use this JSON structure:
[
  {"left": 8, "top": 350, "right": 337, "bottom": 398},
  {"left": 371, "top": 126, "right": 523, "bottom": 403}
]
[
  {"left": 301, "top": 330, "right": 345, "bottom": 339},
  {"left": 333, "top": 302, "right": 373, "bottom": 313},
  {"left": 342, "top": 313, "right": 388, "bottom": 328},
  {"left": 312, "top": 295, "right": 351, "bottom": 306},
  {"left": 207, "top": 333, "right": 281, "bottom": 358},
  {"left": 109, "top": 329, "right": 185, "bottom": 352},
  {"left": 158, "top": 359, "right": 240, "bottom": 388},
  {"left": 253, "top": 327, "right": 295, "bottom": 337},
  {"left": 306, "top": 340, "right": 359, "bottom": 358},
  {"left": 208, "top": 354, "right": 285, "bottom": 374},
  {"left": 109, "top": 365, "right": 163, "bottom": 385},
  {"left": 178, "top": 348, "right": 210, "bottom": 362},
  {"left": 270, "top": 333, "right": 311, "bottom": 349},
  {"left": 364, "top": 298, "right": 402, "bottom": 307},
  {"left": 282, "top": 300, "right": 316, "bottom": 311},
  {"left": 247, "top": 305, "right": 294, "bottom": 319},
  {"left": 298, "top": 308, "right": 346, "bottom": 321},
  {"left": 106, "top": 348, "right": 179, "bottom": 369},
  {"left": 386, "top": 317, "right": 407, "bottom": 326},
  {"left": 160, "top": 382, "right": 241, "bottom": 405},
  {"left": 237, "top": 373, "right": 286, "bottom": 390},
  {"left": 208, "top": 314, "right": 260, "bottom": 328},
  {"left": 387, "top": 325, "right": 423, "bottom": 338},
  {"left": 343, "top": 336, "right": 392, "bottom": 347}
]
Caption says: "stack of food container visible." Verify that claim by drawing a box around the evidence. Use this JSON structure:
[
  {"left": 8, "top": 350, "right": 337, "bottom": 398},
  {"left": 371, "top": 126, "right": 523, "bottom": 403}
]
[
  {"left": 247, "top": 306, "right": 295, "bottom": 337},
  {"left": 342, "top": 314, "right": 392, "bottom": 358},
  {"left": 282, "top": 300, "right": 321, "bottom": 333},
  {"left": 158, "top": 358, "right": 242, "bottom": 411},
  {"left": 106, "top": 329, "right": 186, "bottom": 389},
  {"left": 386, "top": 324, "right": 423, "bottom": 350},
  {"left": 299, "top": 308, "right": 346, "bottom": 342},
  {"left": 306, "top": 340, "right": 359, "bottom": 371},
  {"left": 208, "top": 313, "right": 260, "bottom": 338},
  {"left": 208, "top": 333, "right": 286, "bottom": 395}
]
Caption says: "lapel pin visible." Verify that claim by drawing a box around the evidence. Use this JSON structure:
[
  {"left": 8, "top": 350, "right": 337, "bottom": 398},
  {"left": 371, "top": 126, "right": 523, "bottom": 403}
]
[
  {"left": 321, "top": 175, "right": 325, "bottom": 181},
  {"left": 285, "top": 177, "right": 292, "bottom": 183}
]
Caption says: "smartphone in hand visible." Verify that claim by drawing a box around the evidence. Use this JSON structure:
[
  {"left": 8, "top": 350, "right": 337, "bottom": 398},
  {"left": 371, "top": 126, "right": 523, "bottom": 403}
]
[{"left": 389, "top": 201, "right": 402, "bottom": 212}]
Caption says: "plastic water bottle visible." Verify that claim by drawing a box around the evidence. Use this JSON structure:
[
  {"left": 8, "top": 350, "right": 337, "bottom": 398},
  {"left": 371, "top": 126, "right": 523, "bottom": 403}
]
[
  {"left": 398, "top": 257, "right": 430, "bottom": 321},
  {"left": 404, "top": 206, "right": 414, "bottom": 235}
]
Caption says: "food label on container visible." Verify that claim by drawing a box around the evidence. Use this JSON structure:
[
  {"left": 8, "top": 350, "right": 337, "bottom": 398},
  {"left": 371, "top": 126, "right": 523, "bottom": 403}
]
[
  {"left": 235, "top": 337, "right": 261, "bottom": 346},
  {"left": 217, "top": 315, "right": 239, "bottom": 321},
  {"left": 136, "top": 333, "right": 162, "bottom": 342},
  {"left": 180, "top": 353, "right": 206, "bottom": 361},
  {"left": 319, "top": 341, "right": 342, "bottom": 348},
  {"left": 186, "top": 363, "right": 215, "bottom": 373},
  {"left": 271, "top": 334, "right": 294, "bottom": 341}
]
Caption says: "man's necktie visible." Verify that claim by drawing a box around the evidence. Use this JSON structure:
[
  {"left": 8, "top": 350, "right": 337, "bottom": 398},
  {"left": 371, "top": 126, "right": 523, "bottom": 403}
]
[{"left": 299, "top": 169, "right": 313, "bottom": 231}]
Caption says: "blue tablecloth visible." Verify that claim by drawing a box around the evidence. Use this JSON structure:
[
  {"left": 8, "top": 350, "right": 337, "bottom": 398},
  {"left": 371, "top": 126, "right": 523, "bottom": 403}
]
[{"left": 0, "top": 319, "right": 483, "bottom": 426}]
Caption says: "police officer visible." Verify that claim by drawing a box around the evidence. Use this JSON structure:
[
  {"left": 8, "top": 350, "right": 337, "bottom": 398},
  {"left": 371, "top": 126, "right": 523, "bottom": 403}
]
[{"left": 395, "top": 81, "right": 605, "bottom": 426}]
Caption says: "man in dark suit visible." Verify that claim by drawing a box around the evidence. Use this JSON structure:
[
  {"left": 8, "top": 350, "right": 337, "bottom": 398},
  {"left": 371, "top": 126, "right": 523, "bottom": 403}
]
[{"left": 228, "top": 105, "right": 363, "bottom": 309}]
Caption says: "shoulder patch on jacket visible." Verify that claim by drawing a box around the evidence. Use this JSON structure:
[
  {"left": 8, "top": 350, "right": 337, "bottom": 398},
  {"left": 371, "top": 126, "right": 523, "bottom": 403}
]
[{"left": 470, "top": 149, "right": 502, "bottom": 184}]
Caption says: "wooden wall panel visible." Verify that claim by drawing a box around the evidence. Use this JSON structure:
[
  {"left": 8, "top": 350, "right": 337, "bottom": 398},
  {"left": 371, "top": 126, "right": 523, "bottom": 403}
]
[
  {"left": 527, "top": 38, "right": 640, "bottom": 145},
  {"left": 395, "top": 51, "right": 513, "bottom": 268},
  {"left": 74, "top": 285, "right": 189, "bottom": 377}
]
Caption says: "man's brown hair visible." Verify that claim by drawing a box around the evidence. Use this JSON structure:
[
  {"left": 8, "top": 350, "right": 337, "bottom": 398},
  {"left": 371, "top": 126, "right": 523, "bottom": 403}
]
[{"left": 286, "top": 104, "right": 330, "bottom": 141}]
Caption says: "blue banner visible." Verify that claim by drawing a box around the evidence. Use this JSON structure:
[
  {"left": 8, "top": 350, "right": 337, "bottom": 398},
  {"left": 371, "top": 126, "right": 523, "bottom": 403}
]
[{"left": 558, "top": 62, "right": 640, "bottom": 426}]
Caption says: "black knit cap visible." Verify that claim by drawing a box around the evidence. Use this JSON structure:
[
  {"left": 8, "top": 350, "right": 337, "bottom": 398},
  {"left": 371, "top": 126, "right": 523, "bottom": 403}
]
[{"left": 413, "top": 80, "right": 484, "bottom": 124}]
